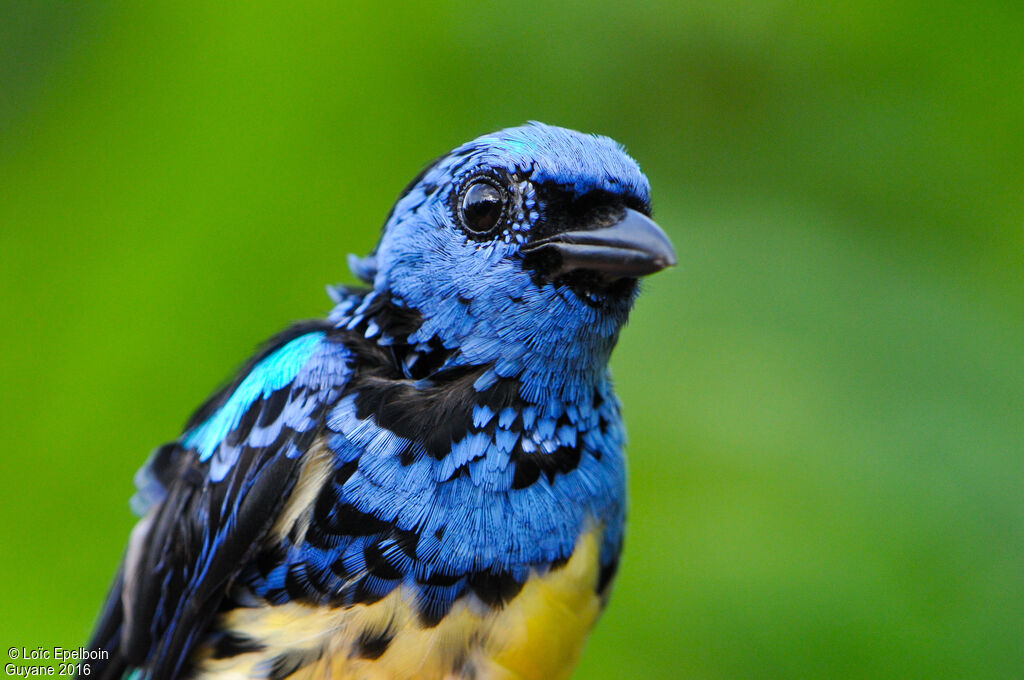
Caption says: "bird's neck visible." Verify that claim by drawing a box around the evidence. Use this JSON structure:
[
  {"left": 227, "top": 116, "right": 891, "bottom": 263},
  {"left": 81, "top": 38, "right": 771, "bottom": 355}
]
[{"left": 329, "top": 284, "right": 626, "bottom": 408}]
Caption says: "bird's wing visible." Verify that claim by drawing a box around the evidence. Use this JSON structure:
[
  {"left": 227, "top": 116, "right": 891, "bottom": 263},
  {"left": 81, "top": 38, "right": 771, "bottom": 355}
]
[{"left": 86, "top": 321, "right": 353, "bottom": 680}]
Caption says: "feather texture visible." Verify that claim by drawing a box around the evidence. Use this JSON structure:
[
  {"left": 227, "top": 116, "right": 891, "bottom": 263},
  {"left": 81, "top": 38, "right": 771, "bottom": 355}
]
[{"left": 82, "top": 123, "right": 673, "bottom": 680}]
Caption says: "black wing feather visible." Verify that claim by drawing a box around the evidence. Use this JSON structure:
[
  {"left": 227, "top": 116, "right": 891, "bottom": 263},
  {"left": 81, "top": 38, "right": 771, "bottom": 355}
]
[{"left": 83, "top": 321, "right": 341, "bottom": 680}]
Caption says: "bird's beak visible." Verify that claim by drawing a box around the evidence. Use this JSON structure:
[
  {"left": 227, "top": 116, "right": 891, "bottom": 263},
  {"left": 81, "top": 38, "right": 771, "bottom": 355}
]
[{"left": 521, "top": 208, "right": 677, "bottom": 280}]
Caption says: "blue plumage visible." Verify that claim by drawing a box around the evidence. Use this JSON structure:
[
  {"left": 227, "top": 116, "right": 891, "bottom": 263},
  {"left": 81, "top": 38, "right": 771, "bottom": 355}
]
[
  {"left": 185, "top": 333, "right": 329, "bottom": 463},
  {"left": 83, "top": 123, "right": 675, "bottom": 680}
]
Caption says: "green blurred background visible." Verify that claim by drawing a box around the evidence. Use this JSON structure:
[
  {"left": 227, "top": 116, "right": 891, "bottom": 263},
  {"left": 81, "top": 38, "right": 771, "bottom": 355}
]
[{"left": 2, "top": 2, "right": 1022, "bottom": 678}]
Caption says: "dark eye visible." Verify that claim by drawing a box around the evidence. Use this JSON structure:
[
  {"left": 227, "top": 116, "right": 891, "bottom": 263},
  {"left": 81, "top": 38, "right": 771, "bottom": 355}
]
[{"left": 459, "top": 179, "right": 507, "bottom": 234}]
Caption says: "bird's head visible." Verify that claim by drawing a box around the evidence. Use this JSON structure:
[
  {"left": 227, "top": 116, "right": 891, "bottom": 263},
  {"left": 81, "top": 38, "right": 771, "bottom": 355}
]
[{"left": 347, "top": 122, "right": 676, "bottom": 379}]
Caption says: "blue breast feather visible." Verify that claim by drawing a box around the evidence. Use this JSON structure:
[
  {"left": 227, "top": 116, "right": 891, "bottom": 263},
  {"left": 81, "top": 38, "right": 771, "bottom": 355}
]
[{"left": 165, "top": 291, "right": 626, "bottom": 617}]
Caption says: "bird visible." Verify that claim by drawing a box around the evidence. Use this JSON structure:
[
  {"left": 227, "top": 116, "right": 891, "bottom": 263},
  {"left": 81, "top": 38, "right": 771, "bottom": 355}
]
[{"left": 82, "top": 122, "right": 676, "bottom": 680}]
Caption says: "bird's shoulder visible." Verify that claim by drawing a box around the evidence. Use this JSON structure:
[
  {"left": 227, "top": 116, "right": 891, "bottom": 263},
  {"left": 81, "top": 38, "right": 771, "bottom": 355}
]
[{"left": 92, "top": 312, "right": 366, "bottom": 680}]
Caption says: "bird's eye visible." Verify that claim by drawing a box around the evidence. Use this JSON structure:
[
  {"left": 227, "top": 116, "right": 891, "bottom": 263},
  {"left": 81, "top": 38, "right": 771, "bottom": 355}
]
[{"left": 458, "top": 179, "right": 507, "bottom": 235}]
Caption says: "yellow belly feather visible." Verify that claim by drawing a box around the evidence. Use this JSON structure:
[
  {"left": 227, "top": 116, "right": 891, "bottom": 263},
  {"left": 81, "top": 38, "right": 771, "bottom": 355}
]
[{"left": 189, "top": 528, "right": 604, "bottom": 680}]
